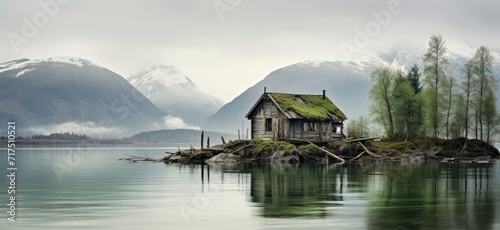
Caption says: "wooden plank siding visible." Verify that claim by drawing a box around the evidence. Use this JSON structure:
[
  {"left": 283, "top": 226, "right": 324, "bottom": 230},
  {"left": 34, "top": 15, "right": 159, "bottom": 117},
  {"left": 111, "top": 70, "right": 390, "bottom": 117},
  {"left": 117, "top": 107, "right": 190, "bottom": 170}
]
[
  {"left": 250, "top": 98, "right": 287, "bottom": 140},
  {"left": 287, "top": 120, "right": 334, "bottom": 141},
  {"left": 288, "top": 120, "right": 303, "bottom": 139},
  {"left": 302, "top": 120, "right": 331, "bottom": 141}
]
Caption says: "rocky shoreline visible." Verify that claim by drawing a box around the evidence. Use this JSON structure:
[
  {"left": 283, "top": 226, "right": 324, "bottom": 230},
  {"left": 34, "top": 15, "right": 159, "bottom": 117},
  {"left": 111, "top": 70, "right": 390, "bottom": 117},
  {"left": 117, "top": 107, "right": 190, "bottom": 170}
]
[{"left": 157, "top": 138, "right": 499, "bottom": 165}]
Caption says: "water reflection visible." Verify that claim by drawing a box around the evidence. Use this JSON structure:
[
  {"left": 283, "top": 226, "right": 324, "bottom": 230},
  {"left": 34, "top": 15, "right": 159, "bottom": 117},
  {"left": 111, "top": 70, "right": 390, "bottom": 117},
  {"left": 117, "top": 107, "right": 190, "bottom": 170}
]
[
  {"left": 233, "top": 162, "right": 498, "bottom": 229},
  {"left": 366, "top": 163, "right": 496, "bottom": 230},
  {"left": 248, "top": 163, "right": 371, "bottom": 218},
  {"left": 2, "top": 148, "right": 498, "bottom": 229}
]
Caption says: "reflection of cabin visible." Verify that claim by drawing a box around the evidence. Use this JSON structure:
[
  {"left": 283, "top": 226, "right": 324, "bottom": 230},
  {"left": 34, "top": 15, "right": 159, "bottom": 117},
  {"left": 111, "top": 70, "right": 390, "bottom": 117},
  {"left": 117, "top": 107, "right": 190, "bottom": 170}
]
[{"left": 245, "top": 90, "right": 347, "bottom": 142}]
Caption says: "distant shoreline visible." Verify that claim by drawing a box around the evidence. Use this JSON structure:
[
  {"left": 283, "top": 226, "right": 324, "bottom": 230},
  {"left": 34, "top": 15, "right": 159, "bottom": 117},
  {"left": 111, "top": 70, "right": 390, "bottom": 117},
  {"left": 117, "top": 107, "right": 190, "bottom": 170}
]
[{"left": 0, "top": 138, "right": 136, "bottom": 147}]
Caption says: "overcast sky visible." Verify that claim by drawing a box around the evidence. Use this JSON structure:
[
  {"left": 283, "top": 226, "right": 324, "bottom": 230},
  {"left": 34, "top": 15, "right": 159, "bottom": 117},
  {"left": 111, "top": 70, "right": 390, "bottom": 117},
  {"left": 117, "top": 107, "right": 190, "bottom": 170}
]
[{"left": 1, "top": 0, "right": 499, "bottom": 102}]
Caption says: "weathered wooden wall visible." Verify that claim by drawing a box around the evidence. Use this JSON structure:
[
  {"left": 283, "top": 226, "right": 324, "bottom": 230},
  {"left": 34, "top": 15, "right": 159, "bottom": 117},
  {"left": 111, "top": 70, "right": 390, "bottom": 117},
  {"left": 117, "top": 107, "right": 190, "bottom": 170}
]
[
  {"left": 288, "top": 120, "right": 303, "bottom": 139},
  {"left": 287, "top": 120, "right": 336, "bottom": 141},
  {"left": 250, "top": 98, "right": 287, "bottom": 140},
  {"left": 252, "top": 118, "right": 343, "bottom": 141}
]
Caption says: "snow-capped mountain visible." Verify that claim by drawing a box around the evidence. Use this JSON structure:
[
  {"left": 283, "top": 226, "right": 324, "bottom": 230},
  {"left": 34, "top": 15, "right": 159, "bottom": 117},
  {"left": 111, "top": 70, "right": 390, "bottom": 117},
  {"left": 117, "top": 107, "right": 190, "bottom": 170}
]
[
  {"left": 205, "top": 42, "right": 500, "bottom": 134},
  {"left": 376, "top": 41, "right": 500, "bottom": 76},
  {"left": 129, "top": 65, "right": 197, "bottom": 90},
  {"left": 128, "top": 65, "right": 225, "bottom": 127},
  {"left": 0, "top": 57, "right": 166, "bottom": 137}
]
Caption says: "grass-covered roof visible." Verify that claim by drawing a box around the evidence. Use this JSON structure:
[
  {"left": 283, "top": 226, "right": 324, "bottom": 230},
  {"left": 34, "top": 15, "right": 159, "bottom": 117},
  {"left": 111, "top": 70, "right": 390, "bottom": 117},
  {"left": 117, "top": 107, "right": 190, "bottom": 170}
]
[{"left": 269, "top": 93, "right": 347, "bottom": 121}]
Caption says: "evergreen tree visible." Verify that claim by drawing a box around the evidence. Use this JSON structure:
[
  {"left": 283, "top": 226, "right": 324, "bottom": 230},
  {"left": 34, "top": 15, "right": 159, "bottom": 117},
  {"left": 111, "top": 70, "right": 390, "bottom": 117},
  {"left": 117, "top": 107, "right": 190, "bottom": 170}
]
[
  {"left": 406, "top": 64, "right": 424, "bottom": 137},
  {"left": 407, "top": 64, "right": 422, "bottom": 94}
]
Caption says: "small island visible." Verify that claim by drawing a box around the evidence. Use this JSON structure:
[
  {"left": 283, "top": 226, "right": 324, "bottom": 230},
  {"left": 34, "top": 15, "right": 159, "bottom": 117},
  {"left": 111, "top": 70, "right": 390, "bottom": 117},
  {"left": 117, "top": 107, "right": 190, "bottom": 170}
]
[
  {"left": 158, "top": 87, "right": 500, "bottom": 164},
  {"left": 159, "top": 137, "right": 499, "bottom": 165}
]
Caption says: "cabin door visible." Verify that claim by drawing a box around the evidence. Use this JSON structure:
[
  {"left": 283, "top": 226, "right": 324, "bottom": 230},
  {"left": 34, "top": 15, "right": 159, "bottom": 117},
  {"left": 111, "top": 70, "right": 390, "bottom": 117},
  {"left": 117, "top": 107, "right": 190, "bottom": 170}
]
[{"left": 275, "top": 118, "right": 285, "bottom": 141}]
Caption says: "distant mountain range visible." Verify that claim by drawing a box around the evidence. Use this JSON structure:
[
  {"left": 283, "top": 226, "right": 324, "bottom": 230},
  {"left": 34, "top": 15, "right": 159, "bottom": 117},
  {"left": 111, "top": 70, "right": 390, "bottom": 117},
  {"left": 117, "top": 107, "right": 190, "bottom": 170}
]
[
  {"left": 0, "top": 57, "right": 166, "bottom": 137},
  {"left": 1, "top": 43, "right": 498, "bottom": 138},
  {"left": 128, "top": 65, "right": 224, "bottom": 127},
  {"left": 129, "top": 129, "right": 237, "bottom": 146},
  {"left": 205, "top": 44, "right": 500, "bottom": 134}
]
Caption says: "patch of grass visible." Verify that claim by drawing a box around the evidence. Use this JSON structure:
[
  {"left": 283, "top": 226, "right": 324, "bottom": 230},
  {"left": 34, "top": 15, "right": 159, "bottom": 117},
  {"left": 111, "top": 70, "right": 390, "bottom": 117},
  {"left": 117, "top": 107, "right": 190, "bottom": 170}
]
[
  {"left": 298, "top": 143, "right": 318, "bottom": 152},
  {"left": 430, "top": 145, "right": 442, "bottom": 151},
  {"left": 297, "top": 144, "right": 324, "bottom": 157},
  {"left": 226, "top": 140, "right": 253, "bottom": 148},
  {"left": 281, "top": 144, "right": 297, "bottom": 156},
  {"left": 270, "top": 93, "right": 347, "bottom": 120},
  {"left": 371, "top": 141, "right": 417, "bottom": 150},
  {"left": 252, "top": 140, "right": 297, "bottom": 156}
]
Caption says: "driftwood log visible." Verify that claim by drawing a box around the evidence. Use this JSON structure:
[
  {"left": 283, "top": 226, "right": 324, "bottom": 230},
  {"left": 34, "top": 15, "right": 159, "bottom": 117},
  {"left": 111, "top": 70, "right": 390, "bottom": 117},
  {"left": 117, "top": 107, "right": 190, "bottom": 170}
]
[
  {"left": 350, "top": 151, "right": 367, "bottom": 162},
  {"left": 119, "top": 155, "right": 161, "bottom": 163},
  {"left": 358, "top": 142, "right": 383, "bottom": 158},
  {"left": 227, "top": 144, "right": 254, "bottom": 155},
  {"left": 308, "top": 141, "right": 346, "bottom": 163}
]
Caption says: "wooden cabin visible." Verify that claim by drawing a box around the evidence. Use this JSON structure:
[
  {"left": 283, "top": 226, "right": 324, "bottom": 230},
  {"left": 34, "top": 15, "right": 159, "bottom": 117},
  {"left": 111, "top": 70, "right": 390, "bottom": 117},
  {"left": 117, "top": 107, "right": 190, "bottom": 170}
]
[{"left": 245, "top": 90, "right": 347, "bottom": 142}]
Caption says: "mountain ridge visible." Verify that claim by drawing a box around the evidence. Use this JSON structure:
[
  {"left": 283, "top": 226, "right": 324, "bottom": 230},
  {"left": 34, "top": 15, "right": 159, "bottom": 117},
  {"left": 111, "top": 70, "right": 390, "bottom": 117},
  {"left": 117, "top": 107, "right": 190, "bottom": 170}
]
[
  {"left": 0, "top": 57, "right": 167, "bottom": 137},
  {"left": 128, "top": 65, "right": 225, "bottom": 127}
]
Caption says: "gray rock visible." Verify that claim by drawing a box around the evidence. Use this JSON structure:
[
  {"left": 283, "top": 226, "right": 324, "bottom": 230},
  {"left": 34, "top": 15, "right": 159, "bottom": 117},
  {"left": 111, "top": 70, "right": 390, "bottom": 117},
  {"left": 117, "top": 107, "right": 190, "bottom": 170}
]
[{"left": 206, "top": 152, "right": 242, "bottom": 164}]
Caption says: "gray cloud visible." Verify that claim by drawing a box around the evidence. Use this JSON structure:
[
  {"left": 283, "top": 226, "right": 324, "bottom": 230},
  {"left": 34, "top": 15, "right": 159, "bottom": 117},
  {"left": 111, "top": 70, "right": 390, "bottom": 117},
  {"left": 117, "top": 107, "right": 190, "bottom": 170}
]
[{"left": 1, "top": 0, "right": 499, "bottom": 101}]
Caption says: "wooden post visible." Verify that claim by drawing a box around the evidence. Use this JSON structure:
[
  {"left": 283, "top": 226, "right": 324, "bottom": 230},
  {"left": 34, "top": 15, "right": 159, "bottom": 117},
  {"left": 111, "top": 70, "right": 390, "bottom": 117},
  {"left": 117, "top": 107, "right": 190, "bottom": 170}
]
[
  {"left": 207, "top": 137, "right": 210, "bottom": 148},
  {"left": 201, "top": 164, "right": 204, "bottom": 183},
  {"left": 221, "top": 136, "right": 226, "bottom": 144},
  {"left": 201, "top": 130, "right": 204, "bottom": 150},
  {"left": 238, "top": 129, "right": 240, "bottom": 140},
  {"left": 241, "top": 121, "right": 244, "bottom": 139}
]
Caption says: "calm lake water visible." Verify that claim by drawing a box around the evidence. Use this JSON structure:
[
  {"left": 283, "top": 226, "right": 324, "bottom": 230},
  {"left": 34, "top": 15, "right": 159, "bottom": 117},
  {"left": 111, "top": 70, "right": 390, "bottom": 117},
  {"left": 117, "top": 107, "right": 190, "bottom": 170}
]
[{"left": 1, "top": 145, "right": 499, "bottom": 229}]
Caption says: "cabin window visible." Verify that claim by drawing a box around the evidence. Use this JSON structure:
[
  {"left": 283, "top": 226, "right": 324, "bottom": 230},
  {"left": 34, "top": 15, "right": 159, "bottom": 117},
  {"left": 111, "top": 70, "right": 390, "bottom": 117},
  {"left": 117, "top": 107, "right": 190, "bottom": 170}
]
[
  {"left": 265, "top": 118, "right": 272, "bottom": 132},
  {"left": 332, "top": 123, "right": 342, "bottom": 134},
  {"left": 304, "top": 121, "right": 317, "bottom": 132},
  {"left": 333, "top": 124, "right": 342, "bottom": 134}
]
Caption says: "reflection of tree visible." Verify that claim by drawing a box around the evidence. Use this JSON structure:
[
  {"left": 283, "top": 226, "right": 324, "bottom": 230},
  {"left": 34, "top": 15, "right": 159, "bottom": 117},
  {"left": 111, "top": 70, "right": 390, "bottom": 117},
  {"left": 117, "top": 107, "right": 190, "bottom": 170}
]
[
  {"left": 367, "top": 163, "right": 496, "bottom": 230},
  {"left": 250, "top": 163, "right": 368, "bottom": 218},
  {"left": 245, "top": 162, "right": 497, "bottom": 224}
]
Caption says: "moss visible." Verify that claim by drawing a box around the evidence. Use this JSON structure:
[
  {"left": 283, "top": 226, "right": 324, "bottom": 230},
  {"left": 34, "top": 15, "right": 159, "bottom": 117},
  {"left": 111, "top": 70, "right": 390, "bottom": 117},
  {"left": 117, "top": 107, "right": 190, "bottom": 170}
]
[
  {"left": 226, "top": 140, "right": 253, "bottom": 149},
  {"left": 430, "top": 145, "right": 442, "bottom": 151},
  {"left": 371, "top": 141, "right": 417, "bottom": 150},
  {"left": 297, "top": 144, "right": 325, "bottom": 158},
  {"left": 252, "top": 140, "right": 297, "bottom": 156},
  {"left": 269, "top": 93, "right": 347, "bottom": 120},
  {"left": 282, "top": 144, "right": 296, "bottom": 156},
  {"left": 298, "top": 143, "right": 319, "bottom": 152}
]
